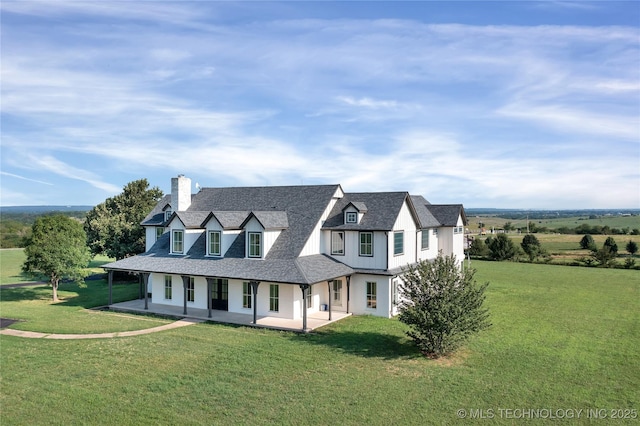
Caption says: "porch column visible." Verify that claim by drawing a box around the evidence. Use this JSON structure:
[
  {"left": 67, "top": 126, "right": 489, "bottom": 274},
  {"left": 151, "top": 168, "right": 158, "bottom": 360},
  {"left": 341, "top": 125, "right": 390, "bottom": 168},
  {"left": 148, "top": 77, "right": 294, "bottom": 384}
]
[
  {"left": 141, "top": 272, "right": 150, "bottom": 310},
  {"left": 299, "top": 284, "right": 310, "bottom": 332},
  {"left": 138, "top": 274, "right": 144, "bottom": 299},
  {"left": 327, "top": 280, "right": 332, "bottom": 321},
  {"left": 249, "top": 281, "right": 260, "bottom": 324},
  {"left": 205, "top": 278, "right": 215, "bottom": 318},
  {"left": 108, "top": 270, "right": 113, "bottom": 306},
  {"left": 181, "top": 275, "right": 190, "bottom": 315},
  {"left": 346, "top": 275, "right": 351, "bottom": 314}
]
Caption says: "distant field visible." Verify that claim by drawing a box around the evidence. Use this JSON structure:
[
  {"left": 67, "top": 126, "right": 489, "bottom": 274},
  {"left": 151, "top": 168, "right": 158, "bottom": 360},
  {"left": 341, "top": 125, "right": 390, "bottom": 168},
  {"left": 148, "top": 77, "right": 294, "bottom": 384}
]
[
  {"left": 467, "top": 214, "right": 640, "bottom": 233},
  {"left": 1, "top": 261, "right": 638, "bottom": 425}
]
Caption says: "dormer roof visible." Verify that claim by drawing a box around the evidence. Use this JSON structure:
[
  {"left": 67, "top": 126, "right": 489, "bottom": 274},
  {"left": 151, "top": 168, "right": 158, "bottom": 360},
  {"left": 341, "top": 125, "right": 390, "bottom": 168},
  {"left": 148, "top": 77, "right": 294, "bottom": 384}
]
[
  {"left": 343, "top": 201, "right": 368, "bottom": 213},
  {"left": 323, "top": 192, "right": 409, "bottom": 230},
  {"left": 241, "top": 211, "right": 289, "bottom": 230},
  {"left": 201, "top": 211, "right": 250, "bottom": 230},
  {"left": 169, "top": 211, "right": 211, "bottom": 229}
]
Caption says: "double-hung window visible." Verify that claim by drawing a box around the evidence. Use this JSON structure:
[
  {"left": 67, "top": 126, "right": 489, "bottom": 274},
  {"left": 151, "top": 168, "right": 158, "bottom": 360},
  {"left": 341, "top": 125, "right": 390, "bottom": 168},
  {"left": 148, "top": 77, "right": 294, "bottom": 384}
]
[
  {"left": 421, "top": 229, "right": 429, "bottom": 250},
  {"left": 187, "top": 277, "right": 195, "bottom": 302},
  {"left": 366, "top": 281, "right": 377, "bottom": 309},
  {"left": 331, "top": 231, "right": 345, "bottom": 255},
  {"left": 269, "top": 284, "right": 279, "bottom": 312},
  {"left": 248, "top": 232, "right": 262, "bottom": 258},
  {"left": 156, "top": 227, "right": 165, "bottom": 241},
  {"left": 306, "top": 286, "right": 313, "bottom": 309},
  {"left": 209, "top": 230, "right": 221, "bottom": 256},
  {"left": 393, "top": 231, "right": 404, "bottom": 255},
  {"left": 164, "top": 210, "right": 172, "bottom": 221},
  {"left": 332, "top": 280, "right": 342, "bottom": 306},
  {"left": 172, "top": 230, "right": 184, "bottom": 254},
  {"left": 164, "top": 275, "right": 172, "bottom": 300},
  {"left": 242, "top": 282, "right": 252, "bottom": 309},
  {"left": 359, "top": 232, "right": 373, "bottom": 256}
]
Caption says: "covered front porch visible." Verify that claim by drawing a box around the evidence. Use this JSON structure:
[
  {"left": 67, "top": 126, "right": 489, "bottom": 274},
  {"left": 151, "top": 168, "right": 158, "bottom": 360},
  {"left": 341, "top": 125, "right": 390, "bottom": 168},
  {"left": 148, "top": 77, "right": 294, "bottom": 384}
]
[{"left": 109, "top": 299, "right": 351, "bottom": 332}]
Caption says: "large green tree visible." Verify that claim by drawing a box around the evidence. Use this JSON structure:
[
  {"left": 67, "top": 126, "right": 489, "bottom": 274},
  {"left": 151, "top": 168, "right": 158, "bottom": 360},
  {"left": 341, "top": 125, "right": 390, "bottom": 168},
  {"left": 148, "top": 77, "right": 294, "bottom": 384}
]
[
  {"left": 488, "top": 233, "right": 519, "bottom": 261},
  {"left": 579, "top": 234, "right": 596, "bottom": 250},
  {"left": 85, "top": 179, "right": 163, "bottom": 260},
  {"left": 398, "top": 254, "right": 491, "bottom": 358},
  {"left": 521, "top": 234, "right": 543, "bottom": 261},
  {"left": 22, "top": 215, "right": 92, "bottom": 301}
]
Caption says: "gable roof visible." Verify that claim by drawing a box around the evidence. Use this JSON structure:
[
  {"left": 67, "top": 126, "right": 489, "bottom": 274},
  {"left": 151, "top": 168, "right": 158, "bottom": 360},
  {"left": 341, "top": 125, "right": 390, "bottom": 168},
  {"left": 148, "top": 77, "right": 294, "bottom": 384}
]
[
  {"left": 323, "top": 192, "right": 409, "bottom": 230},
  {"left": 410, "top": 195, "right": 440, "bottom": 228},
  {"left": 428, "top": 204, "right": 467, "bottom": 227}
]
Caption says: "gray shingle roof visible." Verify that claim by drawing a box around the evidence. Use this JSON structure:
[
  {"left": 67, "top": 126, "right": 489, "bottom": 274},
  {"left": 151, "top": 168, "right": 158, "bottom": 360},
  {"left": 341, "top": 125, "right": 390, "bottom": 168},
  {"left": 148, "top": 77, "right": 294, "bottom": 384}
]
[
  {"left": 105, "top": 184, "right": 354, "bottom": 284},
  {"left": 202, "top": 211, "right": 250, "bottom": 229},
  {"left": 410, "top": 195, "right": 440, "bottom": 228},
  {"left": 426, "top": 204, "right": 466, "bottom": 227},
  {"left": 241, "top": 211, "right": 289, "bottom": 230},
  {"left": 141, "top": 195, "right": 172, "bottom": 226},
  {"left": 171, "top": 211, "right": 211, "bottom": 229},
  {"left": 323, "top": 192, "right": 409, "bottom": 230},
  {"left": 104, "top": 232, "right": 353, "bottom": 284}
]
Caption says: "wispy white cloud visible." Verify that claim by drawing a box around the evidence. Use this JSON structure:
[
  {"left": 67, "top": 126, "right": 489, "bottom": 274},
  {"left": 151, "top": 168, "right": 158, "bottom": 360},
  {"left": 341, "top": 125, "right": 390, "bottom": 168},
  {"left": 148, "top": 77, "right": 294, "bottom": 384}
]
[
  {"left": 24, "top": 155, "right": 121, "bottom": 194},
  {"left": 0, "top": 172, "right": 53, "bottom": 186}
]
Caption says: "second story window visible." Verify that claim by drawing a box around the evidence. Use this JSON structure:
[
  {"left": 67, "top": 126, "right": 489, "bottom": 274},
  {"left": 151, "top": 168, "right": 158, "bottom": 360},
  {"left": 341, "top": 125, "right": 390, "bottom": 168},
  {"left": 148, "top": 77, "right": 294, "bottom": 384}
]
[
  {"left": 359, "top": 232, "right": 373, "bottom": 256},
  {"left": 394, "top": 231, "right": 404, "bottom": 255},
  {"left": 172, "top": 230, "right": 184, "bottom": 254},
  {"left": 164, "top": 209, "right": 172, "bottom": 221},
  {"left": 156, "top": 227, "right": 165, "bottom": 241},
  {"left": 248, "top": 232, "right": 262, "bottom": 258},
  {"left": 421, "top": 229, "right": 429, "bottom": 250},
  {"left": 331, "top": 231, "right": 345, "bottom": 255},
  {"left": 208, "top": 231, "right": 221, "bottom": 256},
  {"left": 345, "top": 212, "right": 357, "bottom": 223}
]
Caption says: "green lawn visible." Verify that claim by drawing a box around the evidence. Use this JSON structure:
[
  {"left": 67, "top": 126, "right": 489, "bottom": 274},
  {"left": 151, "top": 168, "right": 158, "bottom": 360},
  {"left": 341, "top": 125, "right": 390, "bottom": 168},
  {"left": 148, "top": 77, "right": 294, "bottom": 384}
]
[
  {"left": 0, "top": 248, "right": 112, "bottom": 285},
  {"left": 1, "top": 261, "right": 638, "bottom": 425}
]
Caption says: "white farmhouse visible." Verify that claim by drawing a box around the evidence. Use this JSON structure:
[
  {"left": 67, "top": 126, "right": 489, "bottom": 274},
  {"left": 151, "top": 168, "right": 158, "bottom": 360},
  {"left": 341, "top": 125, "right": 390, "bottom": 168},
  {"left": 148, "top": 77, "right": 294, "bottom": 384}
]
[{"left": 104, "top": 175, "right": 466, "bottom": 331}]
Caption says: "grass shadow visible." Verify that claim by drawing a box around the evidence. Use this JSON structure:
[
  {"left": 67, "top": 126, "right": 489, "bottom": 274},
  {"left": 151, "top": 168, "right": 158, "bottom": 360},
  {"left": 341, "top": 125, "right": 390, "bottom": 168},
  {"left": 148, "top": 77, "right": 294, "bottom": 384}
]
[
  {"left": 293, "top": 328, "right": 421, "bottom": 360},
  {"left": 0, "top": 279, "right": 140, "bottom": 309},
  {"left": 0, "top": 285, "right": 50, "bottom": 302}
]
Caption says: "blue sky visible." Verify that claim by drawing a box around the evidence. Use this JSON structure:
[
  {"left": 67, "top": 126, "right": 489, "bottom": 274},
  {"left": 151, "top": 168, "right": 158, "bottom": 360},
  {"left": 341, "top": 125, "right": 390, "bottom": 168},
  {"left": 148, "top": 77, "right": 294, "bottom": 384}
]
[{"left": 1, "top": 1, "right": 638, "bottom": 209}]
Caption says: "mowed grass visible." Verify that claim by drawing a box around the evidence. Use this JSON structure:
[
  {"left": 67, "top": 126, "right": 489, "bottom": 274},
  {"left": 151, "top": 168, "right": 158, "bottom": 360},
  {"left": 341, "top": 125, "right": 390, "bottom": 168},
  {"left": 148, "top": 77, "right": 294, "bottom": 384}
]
[
  {"left": 1, "top": 261, "right": 638, "bottom": 425},
  {"left": 0, "top": 248, "right": 112, "bottom": 285},
  {"left": 467, "top": 215, "right": 640, "bottom": 233},
  {"left": 0, "top": 279, "right": 171, "bottom": 333}
]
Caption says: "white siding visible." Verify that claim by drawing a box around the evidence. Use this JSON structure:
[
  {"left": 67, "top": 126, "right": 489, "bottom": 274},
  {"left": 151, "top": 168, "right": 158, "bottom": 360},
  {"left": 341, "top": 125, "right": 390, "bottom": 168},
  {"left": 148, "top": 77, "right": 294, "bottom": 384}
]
[
  {"left": 416, "top": 228, "right": 439, "bottom": 262},
  {"left": 145, "top": 227, "right": 156, "bottom": 252},
  {"left": 388, "top": 201, "right": 419, "bottom": 270},
  {"left": 325, "top": 230, "right": 387, "bottom": 269},
  {"left": 150, "top": 274, "right": 207, "bottom": 310},
  {"left": 349, "top": 274, "right": 392, "bottom": 318},
  {"left": 300, "top": 189, "right": 344, "bottom": 256}
]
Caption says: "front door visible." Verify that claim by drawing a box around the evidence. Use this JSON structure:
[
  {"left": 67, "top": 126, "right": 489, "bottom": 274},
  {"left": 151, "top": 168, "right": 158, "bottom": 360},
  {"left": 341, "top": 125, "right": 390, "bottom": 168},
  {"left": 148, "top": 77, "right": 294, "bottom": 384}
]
[{"left": 211, "top": 279, "right": 229, "bottom": 311}]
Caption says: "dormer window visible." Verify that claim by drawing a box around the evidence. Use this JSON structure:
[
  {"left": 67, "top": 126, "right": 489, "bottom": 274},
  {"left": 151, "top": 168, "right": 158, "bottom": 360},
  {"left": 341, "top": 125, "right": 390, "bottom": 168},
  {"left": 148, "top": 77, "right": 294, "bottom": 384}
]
[
  {"left": 165, "top": 209, "right": 172, "bottom": 221},
  {"left": 248, "top": 232, "right": 262, "bottom": 258},
  {"left": 172, "top": 230, "right": 184, "bottom": 254},
  {"left": 208, "top": 231, "right": 221, "bottom": 256},
  {"left": 345, "top": 212, "right": 357, "bottom": 223}
]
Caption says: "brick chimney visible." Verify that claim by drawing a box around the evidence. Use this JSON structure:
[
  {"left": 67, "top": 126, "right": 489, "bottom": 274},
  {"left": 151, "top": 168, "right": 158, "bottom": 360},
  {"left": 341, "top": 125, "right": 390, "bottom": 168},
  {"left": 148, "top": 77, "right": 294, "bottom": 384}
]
[{"left": 171, "top": 175, "right": 192, "bottom": 212}]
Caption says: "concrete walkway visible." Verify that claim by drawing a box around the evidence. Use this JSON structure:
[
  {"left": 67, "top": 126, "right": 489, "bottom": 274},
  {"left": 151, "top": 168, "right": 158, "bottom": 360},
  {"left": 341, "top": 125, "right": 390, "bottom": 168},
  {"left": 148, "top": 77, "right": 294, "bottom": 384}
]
[{"left": 0, "top": 317, "right": 203, "bottom": 340}]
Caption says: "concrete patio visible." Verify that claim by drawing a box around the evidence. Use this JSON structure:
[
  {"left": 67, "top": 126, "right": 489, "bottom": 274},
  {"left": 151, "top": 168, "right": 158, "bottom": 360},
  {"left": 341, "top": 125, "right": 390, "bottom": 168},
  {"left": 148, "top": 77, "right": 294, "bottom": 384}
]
[{"left": 109, "top": 299, "right": 351, "bottom": 332}]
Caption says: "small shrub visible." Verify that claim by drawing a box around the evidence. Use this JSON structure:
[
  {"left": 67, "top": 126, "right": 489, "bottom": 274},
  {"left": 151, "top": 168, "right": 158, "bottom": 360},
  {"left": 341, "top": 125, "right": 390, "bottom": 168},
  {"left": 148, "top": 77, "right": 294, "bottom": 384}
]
[{"left": 398, "top": 254, "right": 491, "bottom": 358}]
